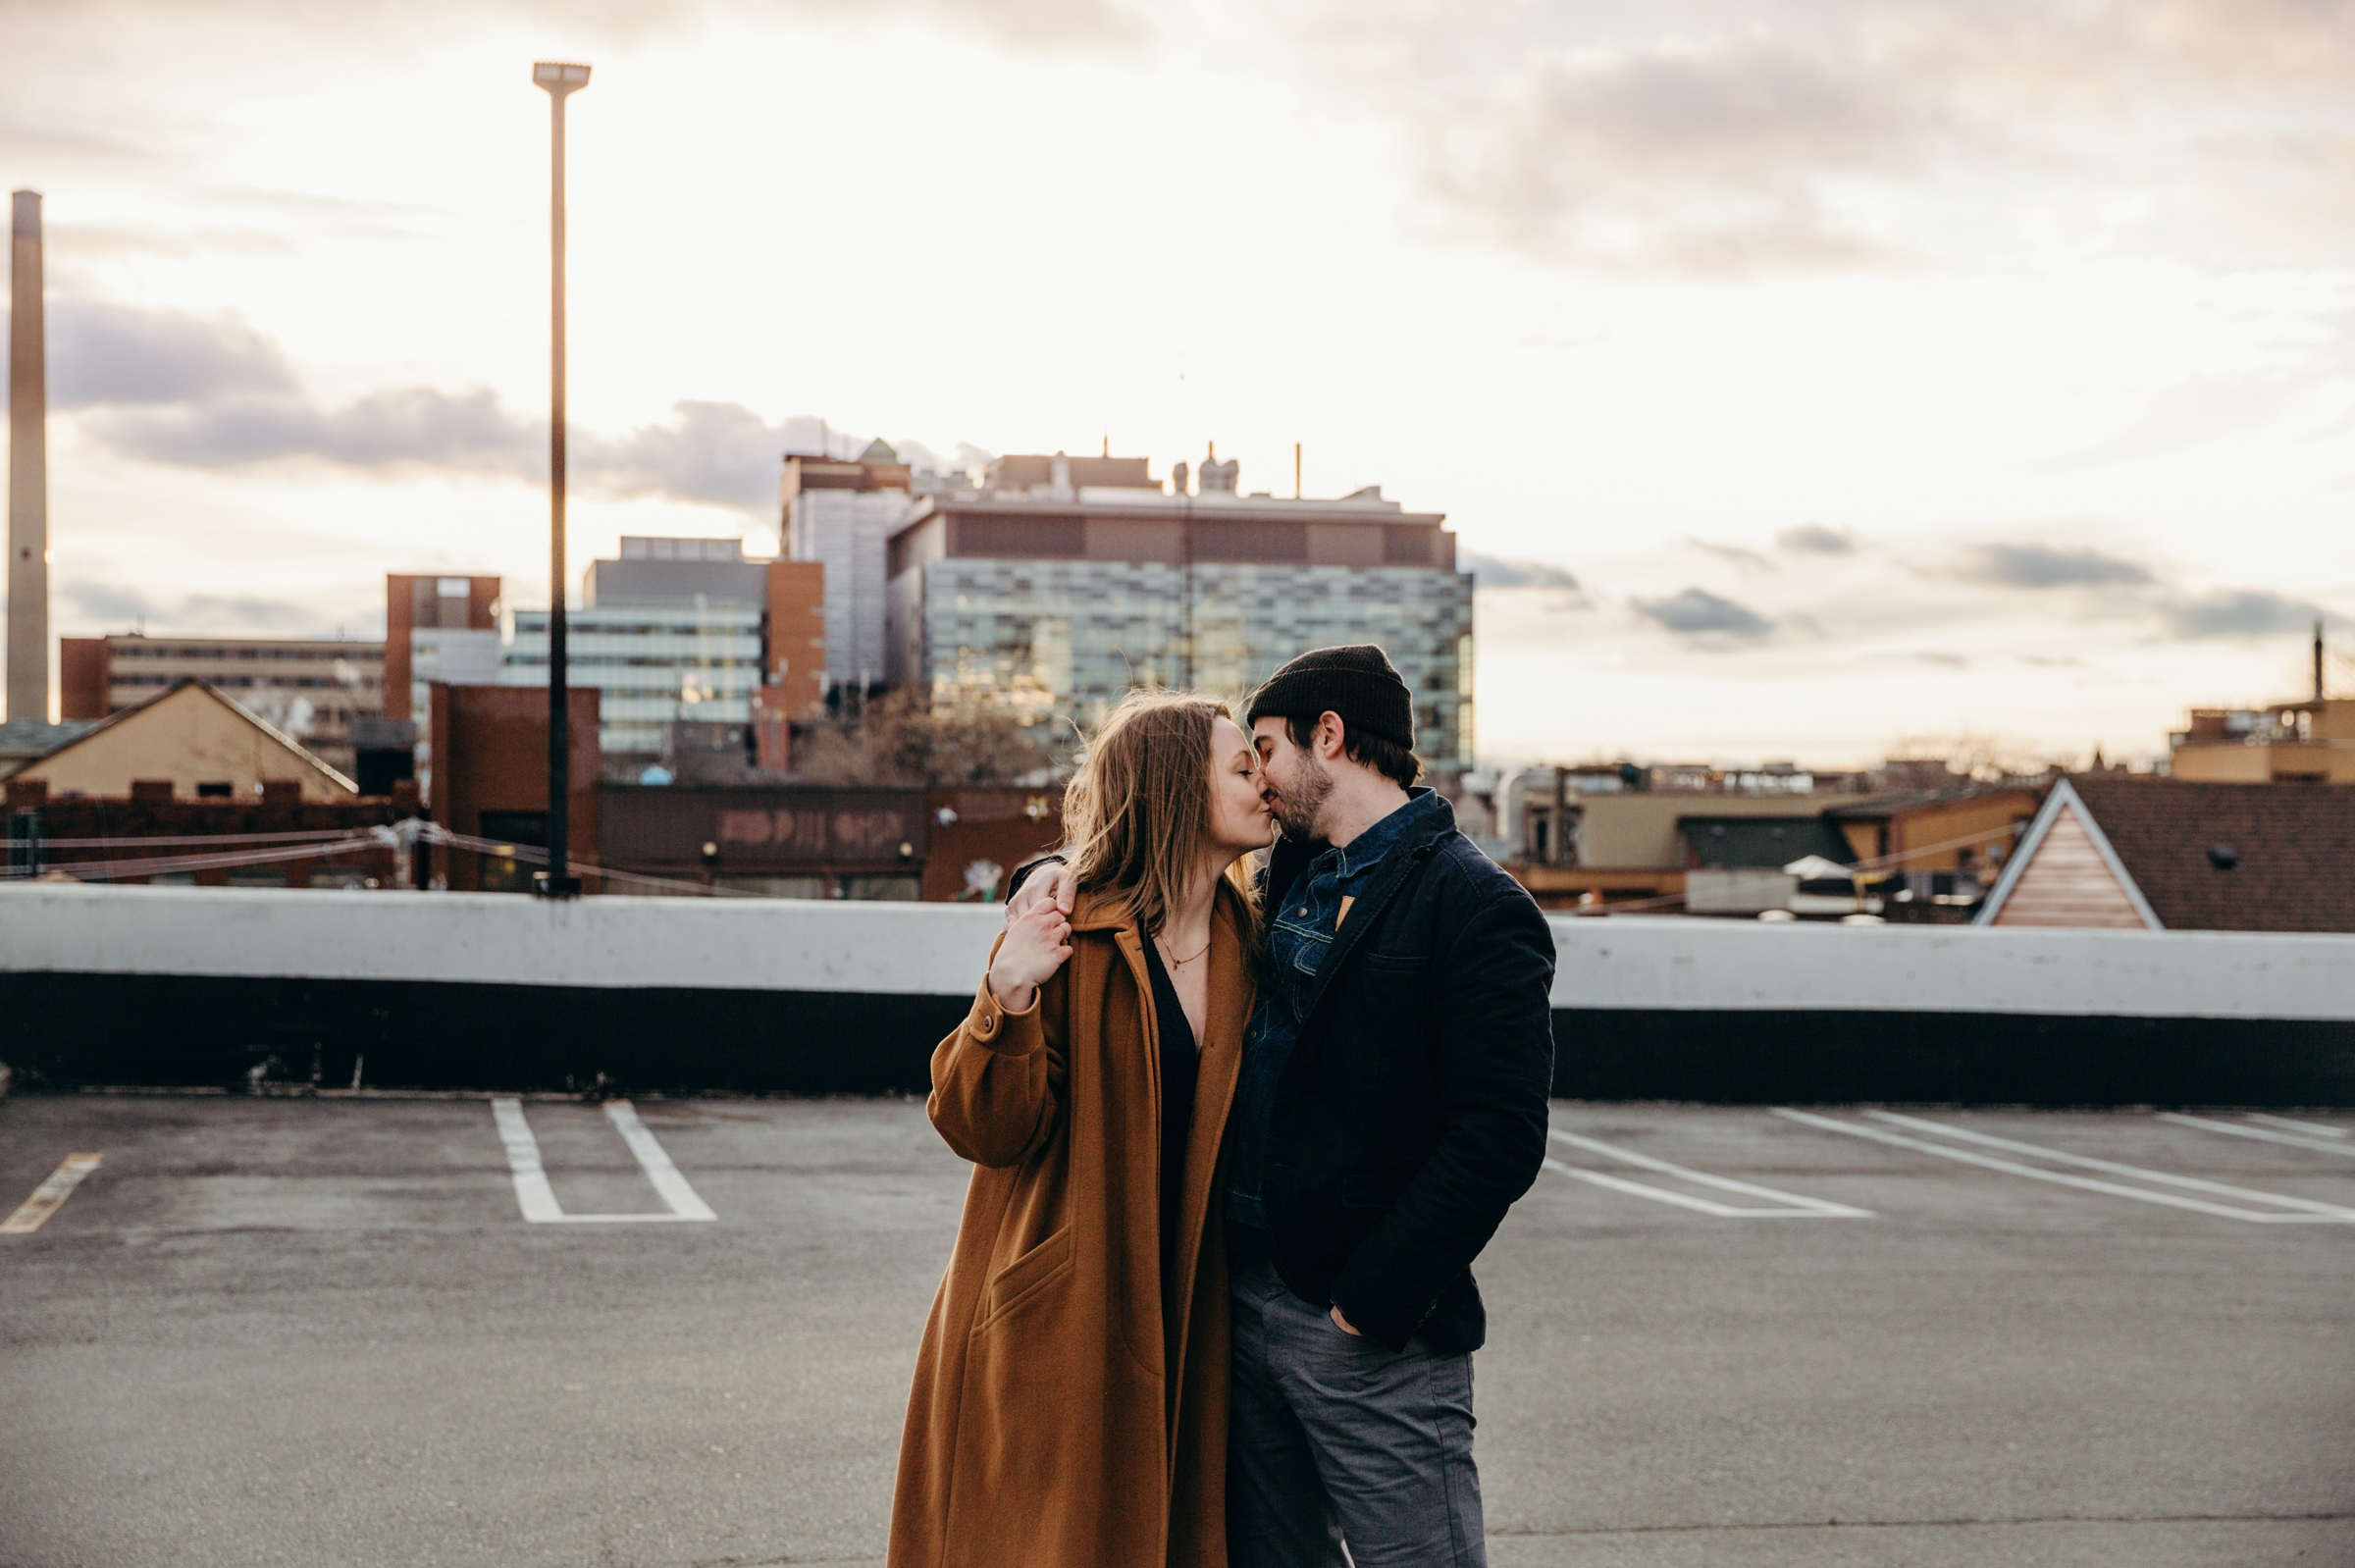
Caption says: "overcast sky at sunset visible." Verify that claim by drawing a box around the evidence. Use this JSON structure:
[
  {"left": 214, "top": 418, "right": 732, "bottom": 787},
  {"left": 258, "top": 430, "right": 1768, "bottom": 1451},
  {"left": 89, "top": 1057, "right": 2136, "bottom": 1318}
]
[{"left": 4, "top": 0, "right": 2351, "bottom": 765}]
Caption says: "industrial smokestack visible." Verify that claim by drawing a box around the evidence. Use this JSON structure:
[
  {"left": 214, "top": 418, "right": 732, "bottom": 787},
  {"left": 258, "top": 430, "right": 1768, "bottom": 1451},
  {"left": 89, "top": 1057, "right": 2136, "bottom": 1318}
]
[{"left": 8, "top": 188, "right": 48, "bottom": 723}]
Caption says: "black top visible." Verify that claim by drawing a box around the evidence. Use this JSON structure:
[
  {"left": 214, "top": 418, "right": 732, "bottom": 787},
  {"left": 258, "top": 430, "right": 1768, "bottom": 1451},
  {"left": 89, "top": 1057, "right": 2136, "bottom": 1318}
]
[{"left": 1138, "top": 933, "right": 1200, "bottom": 1271}]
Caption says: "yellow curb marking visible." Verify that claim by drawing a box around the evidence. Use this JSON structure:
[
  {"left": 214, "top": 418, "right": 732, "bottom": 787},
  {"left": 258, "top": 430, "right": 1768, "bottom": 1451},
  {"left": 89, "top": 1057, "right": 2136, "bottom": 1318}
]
[{"left": 1, "top": 1153, "right": 104, "bottom": 1234}]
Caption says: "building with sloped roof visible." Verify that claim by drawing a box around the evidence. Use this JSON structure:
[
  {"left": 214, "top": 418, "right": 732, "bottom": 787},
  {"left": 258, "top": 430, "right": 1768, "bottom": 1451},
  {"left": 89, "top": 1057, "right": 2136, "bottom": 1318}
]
[
  {"left": 1, "top": 678, "right": 356, "bottom": 802},
  {"left": 1677, "top": 814, "right": 1855, "bottom": 869},
  {"left": 1976, "top": 775, "right": 2355, "bottom": 932}
]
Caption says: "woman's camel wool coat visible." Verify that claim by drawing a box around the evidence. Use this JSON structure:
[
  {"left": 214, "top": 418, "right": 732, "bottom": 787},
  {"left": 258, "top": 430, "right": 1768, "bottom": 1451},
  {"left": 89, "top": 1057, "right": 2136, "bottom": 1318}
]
[{"left": 888, "top": 886, "right": 1254, "bottom": 1568}]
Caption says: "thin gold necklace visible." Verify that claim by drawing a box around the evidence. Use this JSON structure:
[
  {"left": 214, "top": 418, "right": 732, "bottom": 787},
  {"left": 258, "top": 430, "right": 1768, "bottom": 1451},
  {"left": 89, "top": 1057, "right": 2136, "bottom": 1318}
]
[{"left": 1157, "top": 930, "right": 1211, "bottom": 966}]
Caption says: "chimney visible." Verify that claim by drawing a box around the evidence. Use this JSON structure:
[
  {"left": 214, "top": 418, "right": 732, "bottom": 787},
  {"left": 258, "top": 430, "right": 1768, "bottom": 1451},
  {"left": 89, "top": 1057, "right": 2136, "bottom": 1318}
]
[{"left": 8, "top": 189, "right": 47, "bottom": 724}]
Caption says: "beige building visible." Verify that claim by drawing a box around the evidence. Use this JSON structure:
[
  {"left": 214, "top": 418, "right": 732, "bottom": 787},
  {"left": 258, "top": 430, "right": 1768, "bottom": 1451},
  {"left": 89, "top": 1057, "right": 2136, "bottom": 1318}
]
[
  {"left": 4, "top": 678, "right": 356, "bottom": 802},
  {"left": 2169, "top": 698, "right": 2354, "bottom": 784},
  {"left": 1505, "top": 792, "right": 1854, "bottom": 908},
  {"left": 62, "top": 632, "right": 384, "bottom": 778}
]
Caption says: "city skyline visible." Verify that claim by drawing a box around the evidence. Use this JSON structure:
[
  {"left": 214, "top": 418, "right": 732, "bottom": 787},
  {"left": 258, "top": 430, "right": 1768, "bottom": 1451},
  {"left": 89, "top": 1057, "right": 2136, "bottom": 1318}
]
[{"left": 1, "top": 0, "right": 2350, "bottom": 767}]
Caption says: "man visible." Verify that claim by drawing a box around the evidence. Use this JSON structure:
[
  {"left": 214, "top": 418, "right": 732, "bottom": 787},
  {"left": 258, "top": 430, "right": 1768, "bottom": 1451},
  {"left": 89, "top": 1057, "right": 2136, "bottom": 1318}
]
[{"left": 1013, "top": 645, "right": 1557, "bottom": 1567}]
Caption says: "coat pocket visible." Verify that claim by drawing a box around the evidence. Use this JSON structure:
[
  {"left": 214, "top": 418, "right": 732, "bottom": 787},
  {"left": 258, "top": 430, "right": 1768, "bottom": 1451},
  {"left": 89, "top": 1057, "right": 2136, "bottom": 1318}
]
[
  {"left": 972, "top": 1226, "right": 1073, "bottom": 1334},
  {"left": 948, "top": 1226, "right": 1118, "bottom": 1565}
]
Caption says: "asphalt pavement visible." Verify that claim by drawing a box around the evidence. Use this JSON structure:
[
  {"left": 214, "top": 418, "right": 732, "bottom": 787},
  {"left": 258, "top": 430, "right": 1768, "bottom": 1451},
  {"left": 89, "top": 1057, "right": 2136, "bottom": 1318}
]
[{"left": 2, "top": 1093, "right": 2350, "bottom": 1567}]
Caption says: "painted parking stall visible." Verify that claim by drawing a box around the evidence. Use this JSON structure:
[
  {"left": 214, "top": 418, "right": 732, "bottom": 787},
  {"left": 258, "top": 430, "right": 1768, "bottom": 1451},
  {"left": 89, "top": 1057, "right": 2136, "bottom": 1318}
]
[
  {"left": 1778, "top": 1108, "right": 2355, "bottom": 1224},
  {"left": 1, "top": 1151, "right": 102, "bottom": 1233},
  {"left": 5, "top": 1096, "right": 2350, "bottom": 1565},
  {"left": 1544, "top": 1124, "right": 1871, "bottom": 1218},
  {"left": 490, "top": 1097, "right": 717, "bottom": 1224}
]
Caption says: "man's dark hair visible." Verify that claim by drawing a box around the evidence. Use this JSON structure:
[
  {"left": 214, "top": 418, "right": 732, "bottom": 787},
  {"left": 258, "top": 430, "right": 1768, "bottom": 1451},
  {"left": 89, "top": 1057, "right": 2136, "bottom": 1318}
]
[{"left": 1283, "top": 712, "right": 1422, "bottom": 790}]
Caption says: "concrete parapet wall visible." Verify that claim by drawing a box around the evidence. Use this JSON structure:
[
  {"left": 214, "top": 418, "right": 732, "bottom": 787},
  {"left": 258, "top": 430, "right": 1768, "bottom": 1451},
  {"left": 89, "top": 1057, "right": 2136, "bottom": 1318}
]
[
  {"left": 2, "top": 886, "right": 2351, "bottom": 1101},
  {"left": 4, "top": 884, "right": 2353, "bottom": 1019}
]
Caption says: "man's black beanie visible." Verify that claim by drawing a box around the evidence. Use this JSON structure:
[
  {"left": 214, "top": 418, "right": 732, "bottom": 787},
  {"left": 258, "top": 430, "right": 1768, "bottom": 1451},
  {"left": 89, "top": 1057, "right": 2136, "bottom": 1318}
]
[{"left": 1246, "top": 644, "right": 1415, "bottom": 752}]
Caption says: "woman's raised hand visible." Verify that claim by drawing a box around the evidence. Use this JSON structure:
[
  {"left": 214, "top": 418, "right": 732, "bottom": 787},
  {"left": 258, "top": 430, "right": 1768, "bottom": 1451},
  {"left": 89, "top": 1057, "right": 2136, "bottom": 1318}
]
[{"left": 987, "top": 901, "right": 1073, "bottom": 1014}]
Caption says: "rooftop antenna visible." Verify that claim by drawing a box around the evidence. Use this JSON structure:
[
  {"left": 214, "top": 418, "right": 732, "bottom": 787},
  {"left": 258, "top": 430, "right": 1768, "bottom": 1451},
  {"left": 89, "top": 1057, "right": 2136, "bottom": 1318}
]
[
  {"left": 2317, "top": 618, "right": 2327, "bottom": 703},
  {"left": 1294, "top": 442, "right": 1302, "bottom": 499}
]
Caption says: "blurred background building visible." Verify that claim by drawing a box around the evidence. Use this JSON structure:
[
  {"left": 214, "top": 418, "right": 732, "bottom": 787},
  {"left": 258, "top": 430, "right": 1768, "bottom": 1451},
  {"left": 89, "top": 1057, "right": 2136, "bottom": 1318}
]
[
  {"left": 784, "top": 443, "right": 915, "bottom": 703},
  {"left": 878, "top": 446, "right": 1474, "bottom": 764},
  {"left": 61, "top": 633, "right": 383, "bottom": 779}
]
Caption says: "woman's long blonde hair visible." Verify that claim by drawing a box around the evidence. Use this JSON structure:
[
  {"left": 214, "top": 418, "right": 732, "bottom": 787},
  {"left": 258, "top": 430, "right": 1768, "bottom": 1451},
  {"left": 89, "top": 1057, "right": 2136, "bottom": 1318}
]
[{"left": 1063, "top": 690, "right": 1264, "bottom": 946}]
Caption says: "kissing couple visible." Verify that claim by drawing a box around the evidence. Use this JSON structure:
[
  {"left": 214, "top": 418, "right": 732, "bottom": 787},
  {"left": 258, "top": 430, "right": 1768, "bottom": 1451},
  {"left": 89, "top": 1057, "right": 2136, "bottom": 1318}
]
[{"left": 889, "top": 645, "right": 1558, "bottom": 1568}]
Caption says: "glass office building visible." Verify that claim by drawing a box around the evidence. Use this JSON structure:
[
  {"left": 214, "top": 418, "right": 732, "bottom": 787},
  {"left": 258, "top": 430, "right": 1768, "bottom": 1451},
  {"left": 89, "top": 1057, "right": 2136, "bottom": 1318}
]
[
  {"left": 885, "top": 465, "right": 1475, "bottom": 763},
  {"left": 499, "top": 539, "right": 767, "bottom": 756},
  {"left": 502, "top": 604, "right": 763, "bottom": 757}
]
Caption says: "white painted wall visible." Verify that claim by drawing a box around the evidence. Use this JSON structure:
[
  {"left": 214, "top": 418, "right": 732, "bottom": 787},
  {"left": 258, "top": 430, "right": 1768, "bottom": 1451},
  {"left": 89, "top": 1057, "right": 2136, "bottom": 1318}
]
[{"left": 6, "top": 885, "right": 2353, "bottom": 1019}]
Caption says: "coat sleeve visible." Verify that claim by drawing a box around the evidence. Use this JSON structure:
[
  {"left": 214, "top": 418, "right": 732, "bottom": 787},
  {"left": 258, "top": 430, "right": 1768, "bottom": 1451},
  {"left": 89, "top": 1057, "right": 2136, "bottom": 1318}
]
[
  {"left": 926, "top": 938, "right": 1070, "bottom": 1170},
  {"left": 1328, "top": 876, "right": 1556, "bottom": 1349}
]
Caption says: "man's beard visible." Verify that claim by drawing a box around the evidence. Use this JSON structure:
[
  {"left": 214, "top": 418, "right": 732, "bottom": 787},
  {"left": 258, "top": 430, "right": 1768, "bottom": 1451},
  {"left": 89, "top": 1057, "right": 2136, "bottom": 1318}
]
[{"left": 1271, "top": 751, "right": 1334, "bottom": 842}]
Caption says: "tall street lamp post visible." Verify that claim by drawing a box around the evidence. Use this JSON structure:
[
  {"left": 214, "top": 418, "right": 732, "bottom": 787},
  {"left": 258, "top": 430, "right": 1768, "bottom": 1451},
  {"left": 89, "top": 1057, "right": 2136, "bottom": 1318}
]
[{"left": 532, "top": 60, "right": 590, "bottom": 898}]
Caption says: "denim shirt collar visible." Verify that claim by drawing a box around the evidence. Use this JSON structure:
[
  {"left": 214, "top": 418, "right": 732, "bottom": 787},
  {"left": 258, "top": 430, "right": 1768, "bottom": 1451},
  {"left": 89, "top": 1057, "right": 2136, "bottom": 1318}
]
[{"left": 1328, "top": 786, "right": 1446, "bottom": 880}]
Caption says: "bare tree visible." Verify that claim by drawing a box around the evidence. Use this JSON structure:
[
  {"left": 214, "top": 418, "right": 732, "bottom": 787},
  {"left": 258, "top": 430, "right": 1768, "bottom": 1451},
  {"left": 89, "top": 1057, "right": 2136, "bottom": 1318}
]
[
  {"left": 1885, "top": 729, "right": 2067, "bottom": 784},
  {"left": 796, "top": 688, "right": 1055, "bottom": 788}
]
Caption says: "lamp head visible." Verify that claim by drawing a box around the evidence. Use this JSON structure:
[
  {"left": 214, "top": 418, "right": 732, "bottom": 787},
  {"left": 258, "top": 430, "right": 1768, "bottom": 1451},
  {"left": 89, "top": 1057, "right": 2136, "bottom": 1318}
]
[{"left": 532, "top": 61, "right": 592, "bottom": 97}]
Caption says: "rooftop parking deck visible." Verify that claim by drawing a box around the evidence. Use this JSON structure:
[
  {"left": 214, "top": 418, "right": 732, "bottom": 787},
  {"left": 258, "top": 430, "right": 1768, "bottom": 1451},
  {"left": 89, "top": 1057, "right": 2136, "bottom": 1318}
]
[{"left": 2, "top": 1094, "right": 2349, "bottom": 1567}]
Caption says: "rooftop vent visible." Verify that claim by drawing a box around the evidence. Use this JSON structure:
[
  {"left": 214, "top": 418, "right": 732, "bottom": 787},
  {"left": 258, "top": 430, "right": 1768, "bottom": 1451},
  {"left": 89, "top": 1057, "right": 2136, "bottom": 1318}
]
[{"left": 2207, "top": 844, "right": 2239, "bottom": 870}]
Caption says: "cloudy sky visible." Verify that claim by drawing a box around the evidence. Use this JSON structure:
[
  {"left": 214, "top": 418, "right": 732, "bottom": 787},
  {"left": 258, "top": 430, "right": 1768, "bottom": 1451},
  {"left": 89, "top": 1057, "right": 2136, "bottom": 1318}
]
[{"left": 4, "top": 0, "right": 2351, "bottom": 765}]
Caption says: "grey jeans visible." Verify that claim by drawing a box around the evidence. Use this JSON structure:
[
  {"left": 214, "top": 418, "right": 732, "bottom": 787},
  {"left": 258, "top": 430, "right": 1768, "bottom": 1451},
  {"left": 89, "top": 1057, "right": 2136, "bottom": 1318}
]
[{"left": 1226, "top": 1242, "right": 1486, "bottom": 1568}]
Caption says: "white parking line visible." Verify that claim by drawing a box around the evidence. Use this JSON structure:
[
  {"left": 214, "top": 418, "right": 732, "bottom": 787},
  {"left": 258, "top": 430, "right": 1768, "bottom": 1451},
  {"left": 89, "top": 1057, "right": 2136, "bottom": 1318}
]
[
  {"left": 602, "top": 1101, "right": 717, "bottom": 1221},
  {"left": 1, "top": 1153, "right": 103, "bottom": 1235},
  {"left": 491, "top": 1099, "right": 565, "bottom": 1222},
  {"left": 1544, "top": 1127, "right": 1872, "bottom": 1219},
  {"left": 2246, "top": 1113, "right": 2348, "bottom": 1139},
  {"left": 490, "top": 1098, "right": 717, "bottom": 1224},
  {"left": 2157, "top": 1113, "right": 2355, "bottom": 1160},
  {"left": 1776, "top": 1109, "right": 2355, "bottom": 1224}
]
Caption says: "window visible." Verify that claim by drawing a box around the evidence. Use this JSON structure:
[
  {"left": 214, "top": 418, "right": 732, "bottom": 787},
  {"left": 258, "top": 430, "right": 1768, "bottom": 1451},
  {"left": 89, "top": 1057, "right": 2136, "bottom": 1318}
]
[
  {"left": 955, "top": 515, "right": 1086, "bottom": 558},
  {"left": 1192, "top": 520, "right": 1307, "bottom": 562},
  {"left": 717, "top": 874, "right": 826, "bottom": 900},
  {"left": 476, "top": 810, "right": 548, "bottom": 894},
  {"left": 1384, "top": 527, "right": 1434, "bottom": 565},
  {"left": 843, "top": 874, "right": 920, "bottom": 901}
]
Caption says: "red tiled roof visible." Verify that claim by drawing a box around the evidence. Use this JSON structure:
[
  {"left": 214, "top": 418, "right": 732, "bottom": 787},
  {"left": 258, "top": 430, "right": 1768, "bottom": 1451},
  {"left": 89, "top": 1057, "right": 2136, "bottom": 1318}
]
[{"left": 2068, "top": 774, "right": 2355, "bottom": 933}]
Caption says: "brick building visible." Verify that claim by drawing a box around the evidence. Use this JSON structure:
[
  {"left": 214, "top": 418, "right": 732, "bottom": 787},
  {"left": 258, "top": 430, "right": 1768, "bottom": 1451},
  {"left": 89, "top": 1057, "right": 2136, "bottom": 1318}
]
[
  {"left": 4, "top": 776, "right": 417, "bottom": 889},
  {"left": 60, "top": 633, "right": 384, "bottom": 778},
  {"left": 425, "top": 684, "right": 601, "bottom": 893}
]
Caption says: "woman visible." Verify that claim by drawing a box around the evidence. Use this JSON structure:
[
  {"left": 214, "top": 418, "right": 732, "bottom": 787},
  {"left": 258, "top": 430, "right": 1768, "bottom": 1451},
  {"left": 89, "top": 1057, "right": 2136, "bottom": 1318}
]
[{"left": 888, "top": 692, "right": 1274, "bottom": 1568}]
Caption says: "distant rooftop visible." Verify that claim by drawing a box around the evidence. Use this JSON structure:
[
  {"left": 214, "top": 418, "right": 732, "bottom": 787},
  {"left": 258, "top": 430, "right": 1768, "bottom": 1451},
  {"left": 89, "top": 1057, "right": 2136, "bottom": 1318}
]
[
  {"left": 587, "top": 538, "right": 764, "bottom": 609},
  {"left": 0, "top": 718, "right": 96, "bottom": 766},
  {"left": 2065, "top": 774, "right": 2355, "bottom": 933},
  {"left": 618, "top": 537, "right": 743, "bottom": 562}
]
